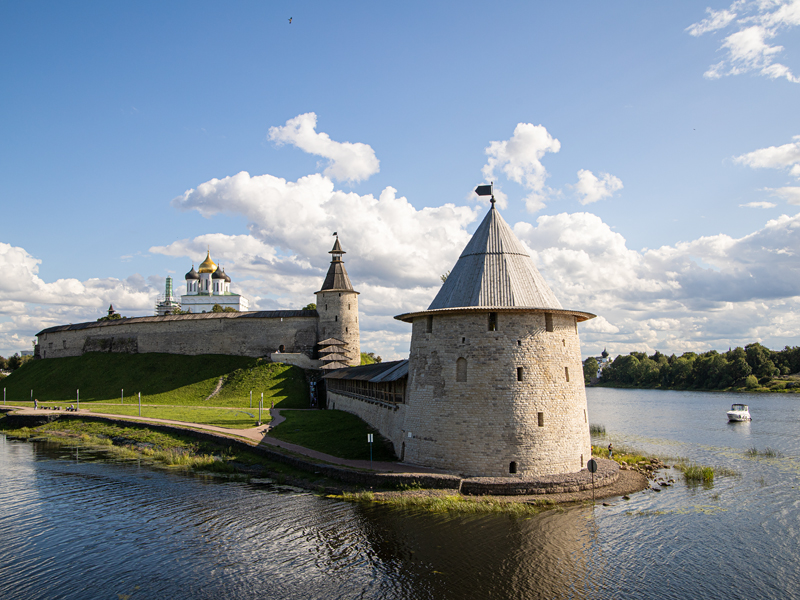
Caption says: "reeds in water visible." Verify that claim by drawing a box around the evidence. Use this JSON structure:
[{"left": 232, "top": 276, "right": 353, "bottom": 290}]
[{"left": 589, "top": 424, "right": 606, "bottom": 436}]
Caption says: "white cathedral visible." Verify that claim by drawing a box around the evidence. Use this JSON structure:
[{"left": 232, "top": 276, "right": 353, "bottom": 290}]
[{"left": 154, "top": 250, "right": 249, "bottom": 315}]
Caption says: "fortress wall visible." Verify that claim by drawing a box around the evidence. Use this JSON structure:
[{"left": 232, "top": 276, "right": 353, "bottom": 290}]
[
  {"left": 327, "top": 391, "right": 407, "bottom": 459},
  {"left": 37, "top": 314, "right": 320, "bottom": 360},
  {"left": 401, "top": 311, "right": 591, "bottom": 478}
]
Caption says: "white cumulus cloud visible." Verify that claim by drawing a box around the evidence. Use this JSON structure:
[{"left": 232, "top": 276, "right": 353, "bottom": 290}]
[
  {"left": 268, "top": 112, "right": 380, "bottom": 183},
  {"left": 767, "top": 186, "right": 800, "bottom": 204},
  {"left": 482, "top": 123, "right": 561, "bottom": 213},
  {"left": 688, "top": 1, "right": 800, "bottom": 83},
  {"left": 734, "top": 135, "right": 800, "bottom": 176},
  {"left": 572, "top": 169, "right": 624, "bottom": 205},
  {"left": 740, "top": 201, "right": 777, "bottom": 208}
]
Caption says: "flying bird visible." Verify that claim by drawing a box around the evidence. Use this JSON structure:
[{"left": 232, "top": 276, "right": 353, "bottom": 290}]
[{"left": 288, "top": 17, "right": 292, "bottom": 24}]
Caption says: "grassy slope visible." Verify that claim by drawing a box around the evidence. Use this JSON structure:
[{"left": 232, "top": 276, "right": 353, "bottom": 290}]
[
  {"left": 270, "top": 410, "right": 397, "bottom": 462},
  {"left": 1, "top": 353, "right": 309, "bottom": 408}
]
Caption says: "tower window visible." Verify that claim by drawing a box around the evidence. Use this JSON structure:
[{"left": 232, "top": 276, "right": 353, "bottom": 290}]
[
  {"left": 538, "top": 412, "right": 544, "bottom": 427},
  {"left": 517, "top": 367, "right": 524, "bottom": 382},
  {"left": 325, "top": 304, "right": 328, "bottom": 311},
  {"left": 565, "top": 367, "right": 570, "bottom": 382},
  {"left": 562, "top": 339, "right": 566, "bottom": 346},
  {"left": 581, "top": 454, "right": 584, "bottom": 467},
  {"left": 488, "top": 312, "right": 498, "bottom": 331},
  {"left": 426, "top": 315, "right": 433, "bottom": 333},
  {"left": 335, "top": 315, "right": 338, "bottom": 322},
  {"left": 545, "top": 313, "right": 553, "bottom": 332},
  {"left": 348, "top": 303, "right": 351, "bottom": 310},
  {"left": 517, "top": 340, "right": 521, "bottom": 346},
  {"left": 461, "top": 337, "right": 465, "bottom": 343},
  {"left": 509, "top": 461, "right": 517, "bottom": 474},
  {"left": 456, "top": 357, "right": 467, "bottom": 382},
  {"left": 345, "top": 327, "right": 348, "bottom": 333}
]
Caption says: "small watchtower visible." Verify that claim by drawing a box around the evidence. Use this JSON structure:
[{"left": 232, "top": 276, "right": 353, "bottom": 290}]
[
  {"left": 315, "top": 236, "right": 360, "bottom": 367},
  {"left": 395, "top": 201, "right": 596, "bottom": 477}
]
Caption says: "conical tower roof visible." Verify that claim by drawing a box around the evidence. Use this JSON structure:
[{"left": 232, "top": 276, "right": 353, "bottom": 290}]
[
  {"left": 396, "top": 204, "right": 594, "bottom": 322},
  {"left": 317, "top": 238, "right": 357, "bottom": 293}
]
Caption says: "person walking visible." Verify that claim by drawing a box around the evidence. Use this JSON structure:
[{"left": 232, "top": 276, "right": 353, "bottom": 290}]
[
  {"left": 608, "top": 443, "right": 613, "bottom": 459},
  {"left": 34, "top": 398, "right": 38, "bottom": 410}
]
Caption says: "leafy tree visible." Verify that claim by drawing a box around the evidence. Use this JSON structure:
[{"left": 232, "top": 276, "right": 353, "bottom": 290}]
[
  {"left": 302, "top": 303, "right": 317, "bottom": 310},
  {"left": 583, "top": 357, "right": 599, "bottom": 384},
  {"left": 637, "top": 357, "right": 661, "bottom": 387},
  {"left": 667, "top": 355, "right": 694, "bottom": 388},
  {"left": 211, "top": 304, "right": 238, "bottom": 313},
  {"left": 745, "top": 374, "right": 759, "bottom": 389},
  {"left": 7, "top": 353, "right": 32, "bottom": 371},
  {"left": 745, "top": 343, "right": 779, "bottom": 380},
  {"left": 97, "top": 313, "right": 123, "bottom": 322},
  {"left": 0, "top": 355, "right": 7, "bottom": 370},
  {"left": 604, "top": 354, "right": 640, "bottom": 385},
  {"left": 172, "top": 307, "right": 191, "bottom": 315},
  {"left": 440, "top": 271, "right": 450, "bottom": 284}
]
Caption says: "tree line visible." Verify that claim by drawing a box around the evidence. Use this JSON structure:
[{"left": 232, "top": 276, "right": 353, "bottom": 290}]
[
  {"left": 0, "top": 353, "right": 33, "bottom": 375},
  {"left": 583, "top": 343, "right": 800, "bottom": 390}
]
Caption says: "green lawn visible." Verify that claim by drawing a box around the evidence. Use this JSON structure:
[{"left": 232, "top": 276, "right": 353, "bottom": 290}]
[
  {"left": 1, "top": 353, "right": 308, "bottom": 408},
  {"left": 270, "top": 410, "right": 397, "bottom": 462},
  {"left": 87, "top": 404, "right": 269, "bottom": 429},
  {"left": 2, "top": 401, "right": 268, "bottom": 429}
]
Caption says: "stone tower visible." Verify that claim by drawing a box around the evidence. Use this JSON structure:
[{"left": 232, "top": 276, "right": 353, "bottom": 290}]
[
  {"left": 316, "top": 237, "right": 360, "bottom": 367},
  {"left": 395, "top": 203, "right": 596, "bottom": 477}
]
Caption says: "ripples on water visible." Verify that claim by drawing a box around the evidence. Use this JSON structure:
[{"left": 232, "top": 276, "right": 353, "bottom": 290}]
[{"left": 1, "top": 388, "right": 798, "bottom": 600}]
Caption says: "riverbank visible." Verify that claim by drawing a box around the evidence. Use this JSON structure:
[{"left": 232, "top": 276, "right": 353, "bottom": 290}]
[
  {"left": 0, "top": 410, "right": 650, "bottom": 513},
  {"left": 589, "top": 380, "right": 800, "bottom": 394}
]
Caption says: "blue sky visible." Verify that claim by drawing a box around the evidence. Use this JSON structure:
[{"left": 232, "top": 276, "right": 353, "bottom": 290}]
[{"left": 2, "top": 1, "right": 800, "bottom": 360}]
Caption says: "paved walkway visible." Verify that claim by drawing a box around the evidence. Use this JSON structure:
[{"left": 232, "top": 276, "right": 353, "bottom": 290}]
[{"left": 3, "top": 406, "right": 450, "bottom": 475}]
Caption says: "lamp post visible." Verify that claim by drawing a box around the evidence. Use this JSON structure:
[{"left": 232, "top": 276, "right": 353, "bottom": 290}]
[
  {"left": 138, "top": 392, "right": 141, "bottom": 417},
  {"left": 121, "top": 389, "right": 124, "bottom": 405},
  {"left": 77, "top": 389, "right": 80, "bottom": 411}
]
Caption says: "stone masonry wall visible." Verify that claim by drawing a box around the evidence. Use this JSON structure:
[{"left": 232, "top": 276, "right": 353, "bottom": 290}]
[
  {"left": 315, "top": 290, "right": 360, "bottom": 366},
  {"left": 37, "top": 313, "right": 320, "bottom": 360},
  {"left": 327, "top": 391, "right": 407, "bottom": 459},
  {"left": 401, "top": 310, "right": 591, "bottom": 478}
]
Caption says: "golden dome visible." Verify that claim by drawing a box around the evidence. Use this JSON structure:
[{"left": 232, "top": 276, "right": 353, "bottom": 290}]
[{"left": 198, "top": 250, "right": 217, "bottom": 274}]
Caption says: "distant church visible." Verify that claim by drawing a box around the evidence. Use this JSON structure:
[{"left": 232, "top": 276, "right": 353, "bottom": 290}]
[{"left": 154, "top": 250, "right": 250, "bottom": 316}]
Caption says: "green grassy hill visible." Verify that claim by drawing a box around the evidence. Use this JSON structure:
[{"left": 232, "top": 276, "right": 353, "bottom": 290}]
[{"left": 1, "top": 353, "right": 309, "bottom": 408}]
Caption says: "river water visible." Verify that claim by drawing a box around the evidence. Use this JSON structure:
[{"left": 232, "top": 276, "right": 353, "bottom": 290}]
[{"left": 1, "top": 388, "right": 798, "bottom": 600}]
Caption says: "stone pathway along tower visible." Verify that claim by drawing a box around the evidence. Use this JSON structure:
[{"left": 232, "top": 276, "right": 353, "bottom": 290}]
[{"left": 395, "top": 203, "right": 596, "bottom": 477}]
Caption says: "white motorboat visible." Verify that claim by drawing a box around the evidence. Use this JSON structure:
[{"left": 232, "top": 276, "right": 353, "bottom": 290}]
[{"left": 727, "top": 403, "right": 751, "bottom": 422}]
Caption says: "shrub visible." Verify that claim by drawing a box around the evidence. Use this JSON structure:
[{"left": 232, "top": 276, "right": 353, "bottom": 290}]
[{"left": 745, "top": 375, "right": 759, "bottom": 389}]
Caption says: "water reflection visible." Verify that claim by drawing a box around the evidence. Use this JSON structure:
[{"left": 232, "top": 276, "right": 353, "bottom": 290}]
[
  {"left": 348, "top": 502, "right": 611, "bottom": 600},
  {"left": 3, "top": 388, "right": 800, "bottom": 600}
]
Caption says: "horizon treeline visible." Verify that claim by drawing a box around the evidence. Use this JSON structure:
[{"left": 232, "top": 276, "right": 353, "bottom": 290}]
[{"left": 583, "top": 343, "right": 800, "bottom": 390}]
